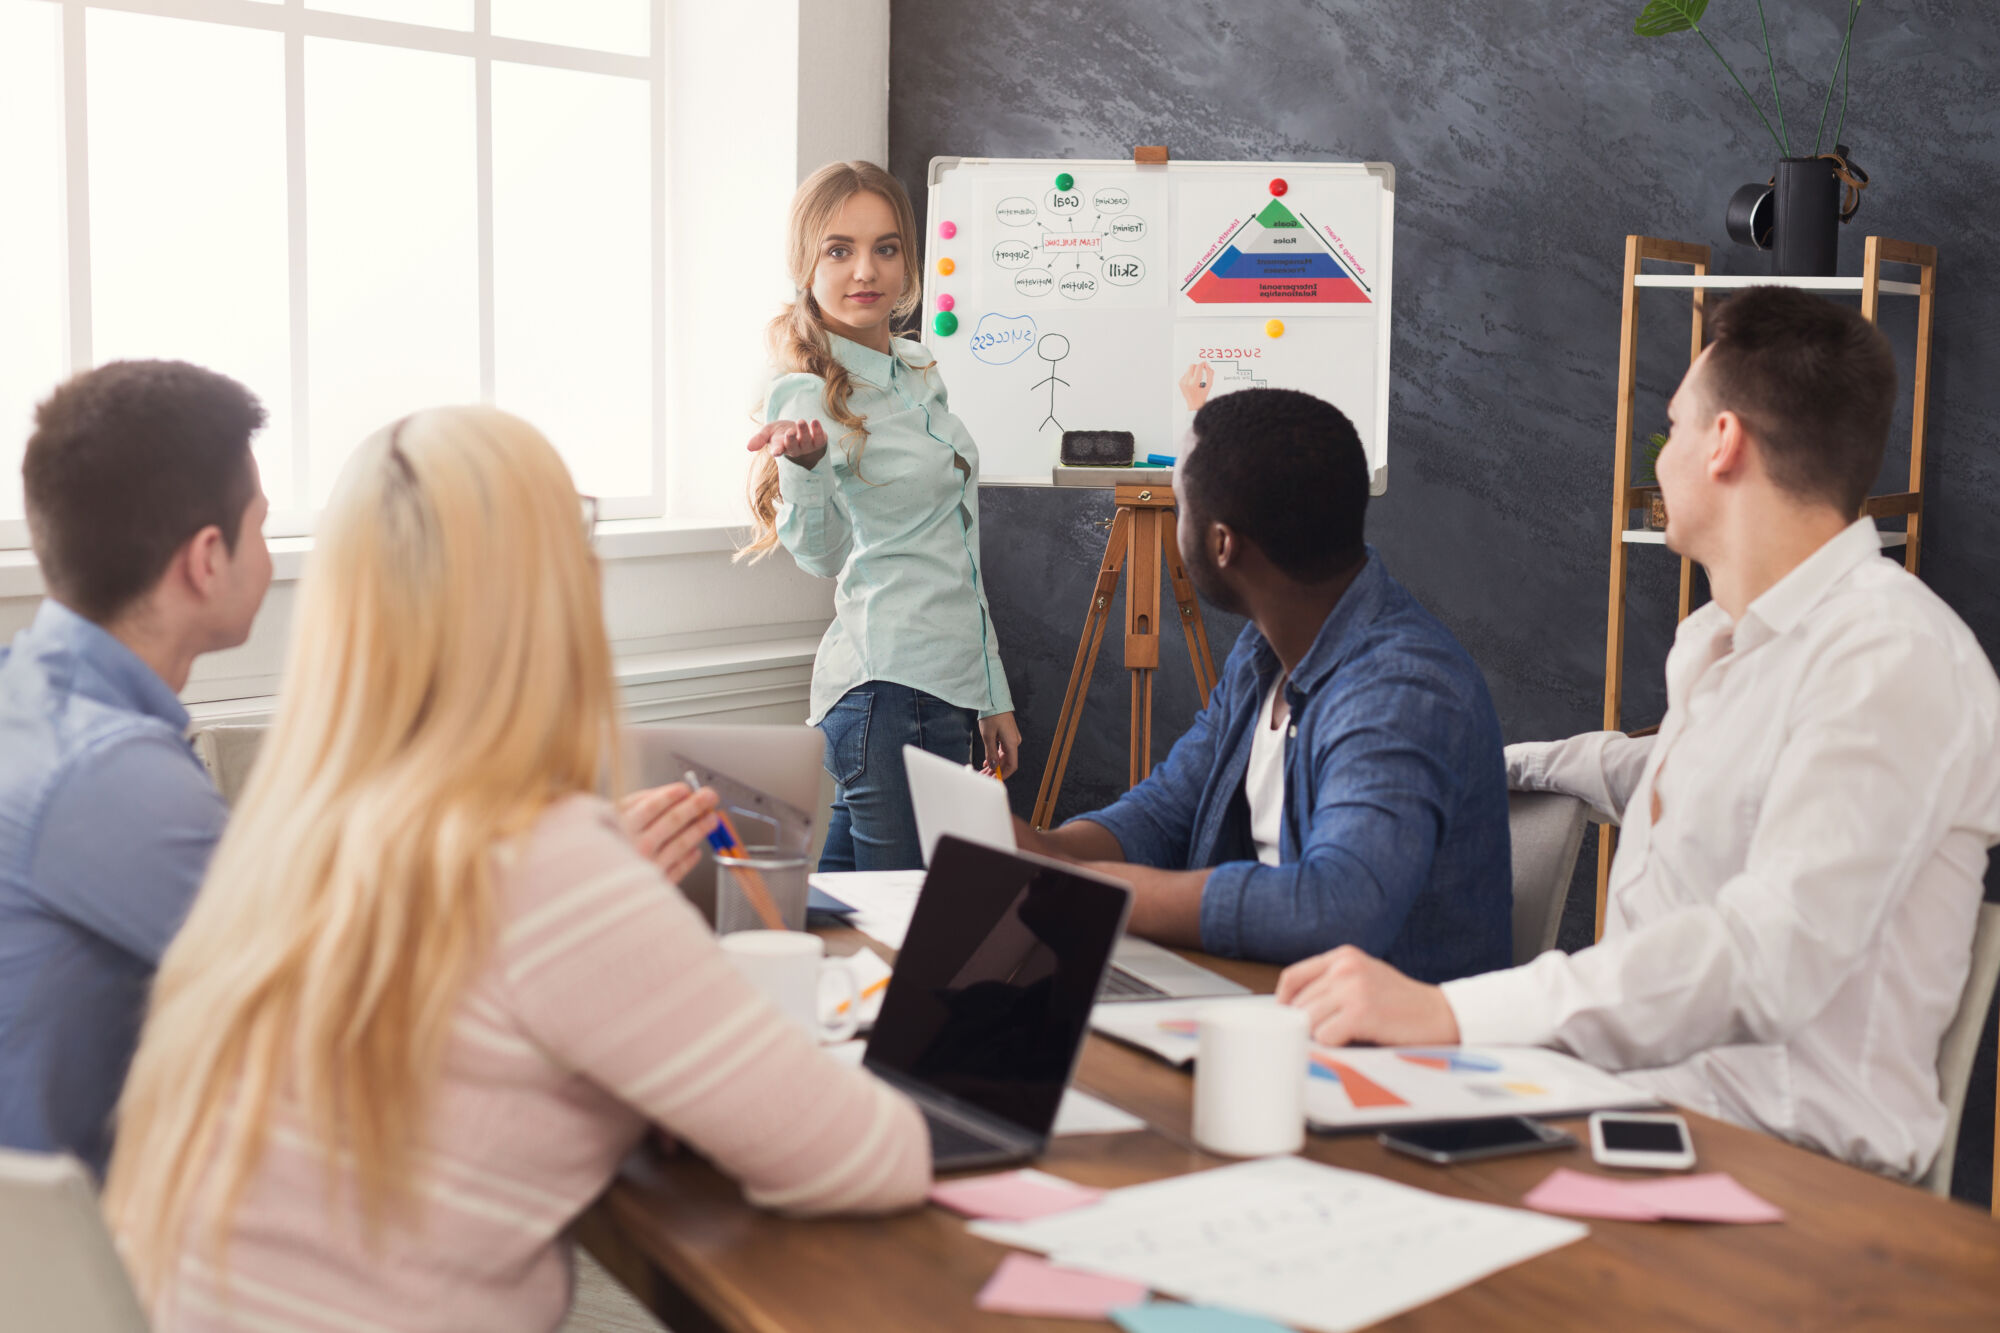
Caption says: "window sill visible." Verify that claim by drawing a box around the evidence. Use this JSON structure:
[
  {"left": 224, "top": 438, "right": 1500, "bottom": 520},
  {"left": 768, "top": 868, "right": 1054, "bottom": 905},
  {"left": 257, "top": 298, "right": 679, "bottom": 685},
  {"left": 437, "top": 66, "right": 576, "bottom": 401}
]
[{"left": 0, "top": 516, "right": 752, "bottom": 600}]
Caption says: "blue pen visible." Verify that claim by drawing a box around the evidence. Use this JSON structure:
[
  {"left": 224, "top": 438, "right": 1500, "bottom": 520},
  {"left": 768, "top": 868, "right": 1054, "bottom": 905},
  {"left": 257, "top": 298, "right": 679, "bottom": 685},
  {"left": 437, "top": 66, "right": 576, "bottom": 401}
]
[
  {"left": 1146, "top": 453, "right": 1177, "bottom": 467},
  {"left": 684, "top": 771, "right": 741, "bottom": 855}
]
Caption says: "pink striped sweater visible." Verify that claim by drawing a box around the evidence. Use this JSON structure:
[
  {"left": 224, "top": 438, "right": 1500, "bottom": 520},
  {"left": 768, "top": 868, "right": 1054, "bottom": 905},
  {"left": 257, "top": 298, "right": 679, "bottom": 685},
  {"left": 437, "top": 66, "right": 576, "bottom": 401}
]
[{"left": 149, "top": 795, "right": 932, "bottom": 1332}]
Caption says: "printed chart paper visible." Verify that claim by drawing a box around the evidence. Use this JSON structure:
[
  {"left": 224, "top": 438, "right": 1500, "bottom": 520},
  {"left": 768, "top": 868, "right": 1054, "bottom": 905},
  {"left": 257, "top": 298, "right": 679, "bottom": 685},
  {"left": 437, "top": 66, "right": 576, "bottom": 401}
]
[
  {"left": 1089, "top": 999, "right": 1657, "bottom": 1126},
  {"left": 969, "top": 1156, "right": 1587, "bottom": 1333}
]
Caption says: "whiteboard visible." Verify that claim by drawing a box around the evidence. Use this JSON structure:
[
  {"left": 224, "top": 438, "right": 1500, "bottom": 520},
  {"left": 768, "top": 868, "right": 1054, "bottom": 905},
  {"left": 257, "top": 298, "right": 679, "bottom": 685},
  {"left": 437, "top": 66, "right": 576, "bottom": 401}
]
[{"left": 923, "top": 156, "right": 1395, "bottom": 491}]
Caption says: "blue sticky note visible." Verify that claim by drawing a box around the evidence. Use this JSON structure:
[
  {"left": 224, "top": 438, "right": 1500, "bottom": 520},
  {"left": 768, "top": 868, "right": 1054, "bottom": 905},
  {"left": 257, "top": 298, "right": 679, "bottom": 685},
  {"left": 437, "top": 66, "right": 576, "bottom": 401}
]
[{"left": 1110, "top": 1301, "right": 1295, "bottom": 1333}]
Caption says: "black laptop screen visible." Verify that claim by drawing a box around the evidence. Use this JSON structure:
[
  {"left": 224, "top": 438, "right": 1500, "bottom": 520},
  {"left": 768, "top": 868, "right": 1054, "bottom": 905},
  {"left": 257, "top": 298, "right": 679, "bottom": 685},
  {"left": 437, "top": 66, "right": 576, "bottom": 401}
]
[{"left": 865, "top": 837, "right": 1130, "bottom": 1138}]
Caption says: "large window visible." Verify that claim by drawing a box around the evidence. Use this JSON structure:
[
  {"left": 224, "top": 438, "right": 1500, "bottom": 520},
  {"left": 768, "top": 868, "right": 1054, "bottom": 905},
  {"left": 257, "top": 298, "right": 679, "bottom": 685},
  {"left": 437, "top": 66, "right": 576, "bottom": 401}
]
[{"left": 0, "top": 0, "right": 675, "bottom": 548}]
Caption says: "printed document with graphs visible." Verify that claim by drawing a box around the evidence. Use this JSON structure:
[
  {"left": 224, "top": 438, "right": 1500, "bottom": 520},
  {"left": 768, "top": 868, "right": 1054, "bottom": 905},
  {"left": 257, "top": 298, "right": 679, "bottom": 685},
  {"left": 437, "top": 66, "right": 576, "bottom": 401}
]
[
  {"left": 968, "top": 1156, "right": 1587, "bottom": 1333},
  {"left": 1089, "top": 997, "right": 1656, "bottom": 1128}
]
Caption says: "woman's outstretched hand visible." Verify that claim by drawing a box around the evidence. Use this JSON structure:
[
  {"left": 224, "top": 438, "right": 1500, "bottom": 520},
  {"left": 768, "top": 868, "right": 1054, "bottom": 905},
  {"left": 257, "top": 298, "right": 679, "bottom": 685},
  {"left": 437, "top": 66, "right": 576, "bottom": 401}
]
[{"left": 748, "top": 418, "right": 829, "bottom": 470}]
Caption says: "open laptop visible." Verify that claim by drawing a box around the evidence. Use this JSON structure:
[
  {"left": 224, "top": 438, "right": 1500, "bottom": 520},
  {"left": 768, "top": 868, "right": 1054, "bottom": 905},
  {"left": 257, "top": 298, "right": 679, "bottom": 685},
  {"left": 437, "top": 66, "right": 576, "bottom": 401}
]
[
  {"left": 905, "top": 746, "right": 1250, "bottom": 1003},
  {"left": 864, "top": 835, "right": 1131, "bottom": 1170},
  {"left": 622, "top": 724, "right": 826, "bottom": 924}
]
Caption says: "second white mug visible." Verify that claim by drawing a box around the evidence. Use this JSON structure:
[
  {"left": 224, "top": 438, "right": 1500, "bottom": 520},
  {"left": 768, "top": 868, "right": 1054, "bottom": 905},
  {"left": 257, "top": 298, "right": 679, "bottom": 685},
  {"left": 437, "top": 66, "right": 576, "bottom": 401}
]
[{"left": 718, "top": 930, "right": 860, "bottom": 1044}]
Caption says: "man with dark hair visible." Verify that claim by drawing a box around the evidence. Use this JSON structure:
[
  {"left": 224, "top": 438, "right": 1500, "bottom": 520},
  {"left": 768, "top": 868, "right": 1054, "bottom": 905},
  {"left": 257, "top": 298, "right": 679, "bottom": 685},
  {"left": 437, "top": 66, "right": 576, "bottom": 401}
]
[
  {"left": 1278, "top": 287, "right": 2000, "bottom": 1181},
  {"left": 0, "top": 360, "right": 273, "bottom": 1176},
  {"left": 1019, "top": 388, "right": 1512, "bottom": 978}
]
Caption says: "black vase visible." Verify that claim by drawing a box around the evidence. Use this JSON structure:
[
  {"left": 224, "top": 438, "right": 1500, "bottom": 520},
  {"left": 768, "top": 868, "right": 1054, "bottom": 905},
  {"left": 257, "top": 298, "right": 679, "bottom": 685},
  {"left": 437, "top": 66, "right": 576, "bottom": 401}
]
[{"left": 1772, "top": 156, "right": 1840, "bottom": 277}]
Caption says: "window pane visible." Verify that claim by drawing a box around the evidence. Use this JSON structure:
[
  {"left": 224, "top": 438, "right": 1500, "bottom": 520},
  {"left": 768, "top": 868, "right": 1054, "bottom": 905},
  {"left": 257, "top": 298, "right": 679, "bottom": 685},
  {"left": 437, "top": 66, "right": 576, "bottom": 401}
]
[
  {"left": 307, "top": 0, "right": 471, "bottom": 32},
  {"left": 0, "top": 0, "right": 65, "bottom": 527},
  {"left": 86, "top": 11, "right": 293, "bottom": 510},
  {"left": 492, "top": 63, "right": 653, "bottom": 499},
  {"left": 305, "top": 38, "right": 477, "bottom": 505},
  {"left": 493, "top": 0, "right": 649, "bottom": 56}
]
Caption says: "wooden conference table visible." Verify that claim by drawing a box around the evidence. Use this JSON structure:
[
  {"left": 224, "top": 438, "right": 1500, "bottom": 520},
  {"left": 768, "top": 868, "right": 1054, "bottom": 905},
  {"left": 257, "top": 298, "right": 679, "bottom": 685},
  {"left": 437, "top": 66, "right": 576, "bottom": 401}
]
[{"left": 577, "top": 934, "right": 2000, "bottom": 1331}]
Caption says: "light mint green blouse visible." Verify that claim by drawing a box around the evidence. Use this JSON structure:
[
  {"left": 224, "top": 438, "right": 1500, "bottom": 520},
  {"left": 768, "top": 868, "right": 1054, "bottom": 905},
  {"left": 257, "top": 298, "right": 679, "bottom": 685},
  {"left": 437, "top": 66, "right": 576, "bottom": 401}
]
[{"left": 769, "top": 334, "right": 1014, "bottom": 726}]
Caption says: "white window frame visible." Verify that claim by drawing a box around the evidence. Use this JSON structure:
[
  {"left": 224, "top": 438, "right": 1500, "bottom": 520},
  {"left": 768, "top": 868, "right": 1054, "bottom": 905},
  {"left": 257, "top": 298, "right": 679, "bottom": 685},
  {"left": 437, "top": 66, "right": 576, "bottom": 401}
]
[{"left": 3, "top": 0, "right": 669, "bottom": 553}]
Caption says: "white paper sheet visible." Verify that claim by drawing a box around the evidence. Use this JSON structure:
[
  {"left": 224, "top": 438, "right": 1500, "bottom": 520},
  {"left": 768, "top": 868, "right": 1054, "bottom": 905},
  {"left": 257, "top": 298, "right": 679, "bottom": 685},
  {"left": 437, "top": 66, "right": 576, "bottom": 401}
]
[
  {"left": 968, "top": 1156, "right": 1587, "bottom": 1333},
  {"left": 1052, "top": 1088, "right": 1146, "bottom": 1137},
  {"left": 809, "top": 870, "right": 926, "bottom": 950},
  {"left": 825, "top": 1042, "right": 1146, "bottom": 1137}
]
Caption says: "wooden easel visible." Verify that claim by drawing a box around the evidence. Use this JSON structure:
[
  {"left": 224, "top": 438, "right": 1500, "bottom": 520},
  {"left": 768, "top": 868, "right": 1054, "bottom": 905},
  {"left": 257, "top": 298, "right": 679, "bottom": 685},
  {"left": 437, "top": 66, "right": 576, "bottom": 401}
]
[{"left": 1031, "top": 483, "right": 1219, "bottom": 829}]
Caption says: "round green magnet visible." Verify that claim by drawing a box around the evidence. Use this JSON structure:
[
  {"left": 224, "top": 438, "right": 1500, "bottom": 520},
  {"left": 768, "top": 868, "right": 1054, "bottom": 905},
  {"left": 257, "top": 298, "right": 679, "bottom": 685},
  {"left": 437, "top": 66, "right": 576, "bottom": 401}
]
[
  {"left": 1054, "top": 171, "right": 1074, "bottom": 192},
  {"left": 933, "top": 310, "right": 959, "bottom": 336}
]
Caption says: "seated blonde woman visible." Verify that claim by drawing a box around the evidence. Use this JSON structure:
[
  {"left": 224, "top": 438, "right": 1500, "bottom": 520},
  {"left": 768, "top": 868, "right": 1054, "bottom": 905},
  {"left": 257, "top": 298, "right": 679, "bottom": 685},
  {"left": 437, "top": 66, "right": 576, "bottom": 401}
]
[{"left": 104, "top": 407, "right": 930, "bottom": 1331}]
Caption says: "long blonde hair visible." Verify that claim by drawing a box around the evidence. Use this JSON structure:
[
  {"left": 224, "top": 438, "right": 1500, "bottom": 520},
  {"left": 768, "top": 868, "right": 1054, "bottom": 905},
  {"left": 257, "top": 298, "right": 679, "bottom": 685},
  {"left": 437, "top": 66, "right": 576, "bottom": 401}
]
[
  {"left": 104, "top": 406, "right": 618, "bottom": 1298},
  {"left": 741, "top": 160, "right": 924, "bottom": 560}
]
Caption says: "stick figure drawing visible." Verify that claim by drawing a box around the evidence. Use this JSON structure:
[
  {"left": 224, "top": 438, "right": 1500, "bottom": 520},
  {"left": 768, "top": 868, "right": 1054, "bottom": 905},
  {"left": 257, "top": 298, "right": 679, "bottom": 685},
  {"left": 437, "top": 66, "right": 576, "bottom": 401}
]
[{"left": 1032, "top": 333, "right": 1070, "bottom": 432}]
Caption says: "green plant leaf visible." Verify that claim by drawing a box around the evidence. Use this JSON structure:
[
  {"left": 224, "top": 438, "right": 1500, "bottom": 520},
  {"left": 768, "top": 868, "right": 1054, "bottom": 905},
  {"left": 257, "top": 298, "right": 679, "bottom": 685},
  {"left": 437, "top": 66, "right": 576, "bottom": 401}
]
[{"left": 1634, "top": 0, "right": 1709, "bottom": 37}]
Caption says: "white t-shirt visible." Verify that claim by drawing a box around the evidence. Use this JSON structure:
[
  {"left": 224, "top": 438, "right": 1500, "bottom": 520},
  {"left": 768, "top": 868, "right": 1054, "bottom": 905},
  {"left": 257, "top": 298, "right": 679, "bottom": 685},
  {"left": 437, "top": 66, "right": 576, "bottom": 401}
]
[{"left": 1246, "top": 680, "right": 1287, "bottom": 866}]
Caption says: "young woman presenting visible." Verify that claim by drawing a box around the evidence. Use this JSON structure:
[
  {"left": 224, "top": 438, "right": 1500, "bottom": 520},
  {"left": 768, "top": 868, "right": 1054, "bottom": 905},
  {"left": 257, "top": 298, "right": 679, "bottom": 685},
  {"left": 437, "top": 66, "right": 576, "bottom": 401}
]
[{"left": 743, "top": 160, "right": 1020, "bottom": 872}]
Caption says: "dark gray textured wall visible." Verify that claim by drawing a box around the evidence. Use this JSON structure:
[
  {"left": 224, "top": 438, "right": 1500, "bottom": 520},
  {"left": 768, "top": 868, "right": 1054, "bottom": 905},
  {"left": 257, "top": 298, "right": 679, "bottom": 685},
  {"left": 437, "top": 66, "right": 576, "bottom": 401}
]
[{"left": 891, "top": 0, "right": 2000, "bottom": 1204}]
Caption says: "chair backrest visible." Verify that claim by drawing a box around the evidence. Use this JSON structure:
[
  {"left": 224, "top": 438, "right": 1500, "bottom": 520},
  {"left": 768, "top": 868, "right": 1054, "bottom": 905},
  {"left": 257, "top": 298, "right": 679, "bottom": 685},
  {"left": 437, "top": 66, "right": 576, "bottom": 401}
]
[
  {"left": 191, "top": 724, "right": 268, "bottom": 808},
  {"left": 1920, "top": 900, "right": 2000, "bottom": 1199},
  {"left": 1507, "top": 792, "right": 1588, "bottom": 968},
  {"left": 0, "top": 1149, "right": 149, "bottom": 1332}
]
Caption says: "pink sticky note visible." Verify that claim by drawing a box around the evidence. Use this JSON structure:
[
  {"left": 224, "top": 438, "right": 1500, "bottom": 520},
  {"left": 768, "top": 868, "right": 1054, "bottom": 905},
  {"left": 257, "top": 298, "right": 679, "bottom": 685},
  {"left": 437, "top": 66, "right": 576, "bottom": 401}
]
[
  {"left": 975, "top": 1253, "right": 1148, "bottom": 1318},
  {"left": 1523, "top": 1168, "right": 1665, "bottom": 1221},
  {"left": 1625, "top": 1173, "right": 1785, "bottom": 1224},
  {"left": 929, "top": 1168, "right": 1103, "bottom": 1222}
]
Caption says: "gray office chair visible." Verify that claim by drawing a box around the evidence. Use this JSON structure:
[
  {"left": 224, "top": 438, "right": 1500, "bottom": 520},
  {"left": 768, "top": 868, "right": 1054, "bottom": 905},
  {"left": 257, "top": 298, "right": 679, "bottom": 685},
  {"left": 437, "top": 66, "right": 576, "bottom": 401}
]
[
  {"left": 0, "top": 1150, "right": 149, "bottom": 1332},
  {"left": 190, "top": 723, "right": 267, "bottom": 807},
  {"left": 1507, "top": 792, "right": 1589, "bottom": 967},
  {"left": 1920, "top": 901, "right": 2000, "bottom": 1205}
]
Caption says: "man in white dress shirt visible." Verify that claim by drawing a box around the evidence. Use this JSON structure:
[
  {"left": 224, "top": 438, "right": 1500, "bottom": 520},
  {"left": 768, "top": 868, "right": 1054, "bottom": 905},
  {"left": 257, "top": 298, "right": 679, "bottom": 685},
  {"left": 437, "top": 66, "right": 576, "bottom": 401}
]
[{"left": 1276, "top": 286, "right": 2000, "bottom": 1180}]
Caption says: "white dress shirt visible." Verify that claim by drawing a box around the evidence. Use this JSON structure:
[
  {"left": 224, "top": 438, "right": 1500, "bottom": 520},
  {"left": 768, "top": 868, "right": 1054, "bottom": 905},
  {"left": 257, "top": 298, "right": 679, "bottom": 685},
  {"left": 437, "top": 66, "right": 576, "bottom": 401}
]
[{"left": 1445, "top": 520, "right": 2000, "bottom": 1179}]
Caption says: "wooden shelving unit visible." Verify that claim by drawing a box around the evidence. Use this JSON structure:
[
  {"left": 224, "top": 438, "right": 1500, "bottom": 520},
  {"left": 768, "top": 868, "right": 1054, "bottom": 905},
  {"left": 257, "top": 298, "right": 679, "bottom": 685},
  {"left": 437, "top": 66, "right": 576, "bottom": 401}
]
[{"left": 1597, "top": 235, "right": 1939, "bottom": 934}]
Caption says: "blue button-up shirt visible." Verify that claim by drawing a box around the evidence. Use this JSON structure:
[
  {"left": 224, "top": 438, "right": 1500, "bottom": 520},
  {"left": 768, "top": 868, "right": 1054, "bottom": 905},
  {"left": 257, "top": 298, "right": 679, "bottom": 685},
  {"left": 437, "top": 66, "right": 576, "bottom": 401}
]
[
  {"left": 0, "top": 600, "right": 225, "bottom": 1176},
  {"left": 770, "top": 334, "right": 1013, "bottom": 725},
  {"left": 1080, "top": 550, "right": 1512, "bottom": 979}
]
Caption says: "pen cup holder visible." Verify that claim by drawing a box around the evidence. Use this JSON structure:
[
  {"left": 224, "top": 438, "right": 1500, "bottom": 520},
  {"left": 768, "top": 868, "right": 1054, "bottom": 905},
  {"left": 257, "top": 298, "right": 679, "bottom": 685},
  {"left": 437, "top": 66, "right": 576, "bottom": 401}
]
[{"left": 715, "top": 854, "right": 810, "bottom": 934}]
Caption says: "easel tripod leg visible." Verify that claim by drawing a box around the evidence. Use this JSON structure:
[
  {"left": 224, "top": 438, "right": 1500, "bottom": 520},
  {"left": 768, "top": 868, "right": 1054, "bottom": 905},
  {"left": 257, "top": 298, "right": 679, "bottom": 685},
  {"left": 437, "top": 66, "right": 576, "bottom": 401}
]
[
  {"left": 1159, "top": 507, "right": 1219, "bottom": 705},
  {"left": 1032, "top": 509, "right": 1133, "bottom": 829}
]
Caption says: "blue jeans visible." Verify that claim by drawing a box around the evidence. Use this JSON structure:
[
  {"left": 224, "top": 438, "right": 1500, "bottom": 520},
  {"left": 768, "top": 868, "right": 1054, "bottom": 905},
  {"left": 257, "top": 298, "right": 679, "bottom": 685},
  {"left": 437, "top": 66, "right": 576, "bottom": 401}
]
[{"left": 817, "top": 681, "right": 978, "bottom": 872}]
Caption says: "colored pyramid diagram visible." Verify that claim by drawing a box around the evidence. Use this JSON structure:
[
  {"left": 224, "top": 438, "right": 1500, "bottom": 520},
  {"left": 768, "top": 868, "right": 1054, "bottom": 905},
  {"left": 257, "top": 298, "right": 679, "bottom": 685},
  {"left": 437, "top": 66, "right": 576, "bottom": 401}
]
[{"left": 1186, "top": 196, "right": 1369, "bottom": 305}]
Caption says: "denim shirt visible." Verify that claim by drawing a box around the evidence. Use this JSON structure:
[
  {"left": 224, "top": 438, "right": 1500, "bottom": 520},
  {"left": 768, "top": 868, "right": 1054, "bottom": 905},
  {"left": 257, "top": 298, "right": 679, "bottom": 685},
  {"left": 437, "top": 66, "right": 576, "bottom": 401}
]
[
  {"left": 1080, "top": 550, "right": 1513, "bottom": 978},
  {"left": 769, "top": 334, "right": 1013, "bottom": 725},
  {"left": 0, "top": 600, "right": 226, "bottom": 1175}
]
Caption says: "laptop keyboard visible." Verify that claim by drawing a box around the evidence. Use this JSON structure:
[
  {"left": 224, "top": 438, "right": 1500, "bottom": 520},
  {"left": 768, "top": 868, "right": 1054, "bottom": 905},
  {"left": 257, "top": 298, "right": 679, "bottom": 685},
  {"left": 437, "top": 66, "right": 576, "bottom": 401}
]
[
  {"left": 1096, "top": 966, "right": 1169, "bottom": 1002},
  {"left": 923, "top": 1107, "right": 1003, "bottom": 1161}
]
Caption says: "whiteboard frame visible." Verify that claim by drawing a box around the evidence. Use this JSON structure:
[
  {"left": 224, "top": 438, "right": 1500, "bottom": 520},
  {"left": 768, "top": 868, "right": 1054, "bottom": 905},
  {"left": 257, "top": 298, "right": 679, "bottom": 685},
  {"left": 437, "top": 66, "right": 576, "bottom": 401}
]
[{"left": 925, "top": 156, "right": 1395, "bottom": 494}]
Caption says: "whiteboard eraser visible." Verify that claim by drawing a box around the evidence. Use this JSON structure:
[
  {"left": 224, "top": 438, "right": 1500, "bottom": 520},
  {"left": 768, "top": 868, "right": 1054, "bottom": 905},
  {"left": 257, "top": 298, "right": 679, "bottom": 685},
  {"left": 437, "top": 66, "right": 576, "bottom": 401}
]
[{"left": 1060, "top": 431, "right": 1135, "bottom": 466}]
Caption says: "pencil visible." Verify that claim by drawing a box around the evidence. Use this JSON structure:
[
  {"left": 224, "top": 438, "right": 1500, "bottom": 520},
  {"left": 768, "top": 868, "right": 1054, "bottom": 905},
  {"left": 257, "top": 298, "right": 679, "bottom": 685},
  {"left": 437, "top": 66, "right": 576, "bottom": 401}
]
[
  {"left": 836, "top": 974, "right": 891, "bottom": 1016},
  {"left": 683, "top": 772, "right": 787, "bottom": 932},
  {"left": 713, "top": 809, "right": 787, "bottom": 932}
]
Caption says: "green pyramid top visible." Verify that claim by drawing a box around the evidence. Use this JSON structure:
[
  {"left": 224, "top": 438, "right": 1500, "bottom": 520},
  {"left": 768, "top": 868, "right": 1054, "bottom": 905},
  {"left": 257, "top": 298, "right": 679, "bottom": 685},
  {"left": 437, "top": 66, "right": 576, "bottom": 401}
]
[{"left": 1255, "top": 198, "right": 1303, "bottom": 229}]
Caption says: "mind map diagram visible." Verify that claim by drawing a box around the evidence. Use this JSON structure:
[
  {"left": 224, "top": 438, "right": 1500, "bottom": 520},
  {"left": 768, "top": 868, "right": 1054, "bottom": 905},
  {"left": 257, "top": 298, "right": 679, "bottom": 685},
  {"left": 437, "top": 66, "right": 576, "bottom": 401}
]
[{"left": 989, "top": 181, "right": 1152, "bottom": 302}]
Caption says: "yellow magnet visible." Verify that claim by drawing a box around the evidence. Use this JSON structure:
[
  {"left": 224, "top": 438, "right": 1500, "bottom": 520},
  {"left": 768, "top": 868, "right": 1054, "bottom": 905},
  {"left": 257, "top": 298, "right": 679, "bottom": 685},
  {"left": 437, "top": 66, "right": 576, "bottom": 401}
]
[
  {"left": 938, "top": 257, "right": 956, "bottom": 276},
  {"left": 1265, "top": 319, "right": 1285, "bottom": 338}
]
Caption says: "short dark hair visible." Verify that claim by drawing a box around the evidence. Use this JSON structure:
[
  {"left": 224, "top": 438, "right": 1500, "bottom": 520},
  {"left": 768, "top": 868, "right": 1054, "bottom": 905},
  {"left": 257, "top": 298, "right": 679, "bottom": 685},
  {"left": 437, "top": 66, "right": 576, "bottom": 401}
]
[
  {"left": 24, "top": 360, "right": 265, "bottom": 623},
  {"left": 1700, "top": 286, "right": 1896, "bottom": 515},
  {"left": 1184, "top": 388, "right": 1369, "bottom": 581}
]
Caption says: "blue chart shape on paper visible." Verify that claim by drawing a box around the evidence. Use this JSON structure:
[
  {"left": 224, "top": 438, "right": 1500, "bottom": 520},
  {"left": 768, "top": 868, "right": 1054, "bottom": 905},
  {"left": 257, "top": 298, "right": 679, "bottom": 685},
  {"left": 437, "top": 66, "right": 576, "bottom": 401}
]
[{"left": 1398, "top": 1049, "right": 1504, "bottom": 1074}]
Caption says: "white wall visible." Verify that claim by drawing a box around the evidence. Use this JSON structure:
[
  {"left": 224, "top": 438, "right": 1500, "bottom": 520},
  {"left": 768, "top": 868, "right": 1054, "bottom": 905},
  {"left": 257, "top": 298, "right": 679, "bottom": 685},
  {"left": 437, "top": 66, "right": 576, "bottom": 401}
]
[{"left": 0, "top": 0, "right": 889, "bottom": 727}]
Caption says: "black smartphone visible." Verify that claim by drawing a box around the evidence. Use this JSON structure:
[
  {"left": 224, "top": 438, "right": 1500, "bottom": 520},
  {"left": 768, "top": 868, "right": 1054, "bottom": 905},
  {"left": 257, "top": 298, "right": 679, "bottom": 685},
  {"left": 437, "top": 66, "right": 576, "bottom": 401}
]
[{"left": 1377, "top": 1116, "right": 1578, "bottom": 1165}]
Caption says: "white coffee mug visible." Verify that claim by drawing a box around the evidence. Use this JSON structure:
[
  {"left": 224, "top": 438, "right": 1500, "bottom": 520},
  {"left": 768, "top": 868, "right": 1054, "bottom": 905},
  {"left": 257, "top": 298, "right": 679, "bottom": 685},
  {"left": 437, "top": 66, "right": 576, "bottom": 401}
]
[
  {"left": 1193, "top": 1002, "right": 1308, "bottom": 1157},
  {"left": 719, "top": 931, "right": 860, "bottom": 1044}
]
